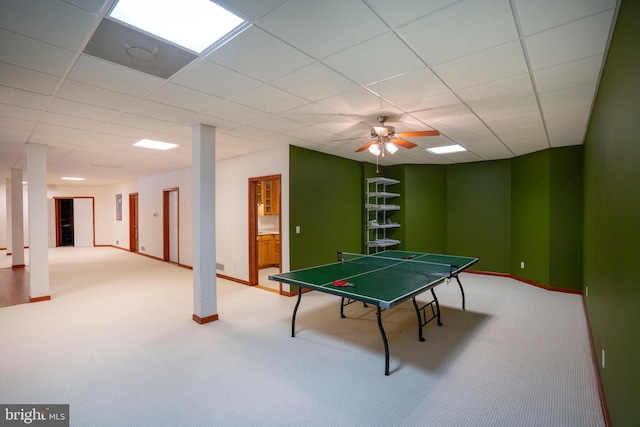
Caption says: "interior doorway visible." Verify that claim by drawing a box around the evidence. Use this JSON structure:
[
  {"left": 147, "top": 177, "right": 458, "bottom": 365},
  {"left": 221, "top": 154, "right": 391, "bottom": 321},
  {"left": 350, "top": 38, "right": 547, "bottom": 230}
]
[
  {"left": 129, "top": 193, "right": 138, "bottom": 253},
  {"left": 163, "top": 188, "right": 179, "bottom": 264},
  {"left": 56, "top": 198, "right": 74, "bottom": 246},
  {"left": 248, "top": 175, "right": 282, "bottom": 292},
  {"left": 54, "top": 197, "right": 95, "bottom": 247}
]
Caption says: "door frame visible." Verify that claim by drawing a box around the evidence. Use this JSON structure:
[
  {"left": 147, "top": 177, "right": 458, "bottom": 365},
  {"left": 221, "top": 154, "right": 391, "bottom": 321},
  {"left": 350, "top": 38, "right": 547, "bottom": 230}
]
[
  {"left": 248, "top": 174, "right": 282, "bottom": 288},
  {"left": 54, "top": 197, "right": 74, "bottom": 247},
  {"left": 129, "top": 193, "right": 138, "bottom": 253},
  {"left": 163, "top": 187, "right": 179, "bottom": 263}
]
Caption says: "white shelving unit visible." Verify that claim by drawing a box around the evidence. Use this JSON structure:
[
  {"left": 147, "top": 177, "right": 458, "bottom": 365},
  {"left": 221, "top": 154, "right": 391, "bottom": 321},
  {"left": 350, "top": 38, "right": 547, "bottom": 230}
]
[{"left": 365, "top": 177, "right": 401, "bottom": 254}]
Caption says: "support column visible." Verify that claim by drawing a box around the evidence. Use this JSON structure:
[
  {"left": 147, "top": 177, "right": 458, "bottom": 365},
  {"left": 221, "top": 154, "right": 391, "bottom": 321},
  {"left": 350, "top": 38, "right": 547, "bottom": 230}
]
[
  {"left": 10, "top": 169, "right": 25, "bottom": 267},
  {"left": 192, "top": 124, "right": 218, "bottom": 324},
  {"left": 27, "top": 143, "right": 50, "bottom": 302},
  {"left": 5, "top": 178, "right": 12, "bottom": 256}
]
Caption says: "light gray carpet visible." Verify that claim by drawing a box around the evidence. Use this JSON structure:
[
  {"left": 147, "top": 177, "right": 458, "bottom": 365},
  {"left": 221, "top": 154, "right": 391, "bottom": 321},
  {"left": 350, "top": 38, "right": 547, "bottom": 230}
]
[{"left": 0, "top": 247, "right": 604, "bottom": 426}]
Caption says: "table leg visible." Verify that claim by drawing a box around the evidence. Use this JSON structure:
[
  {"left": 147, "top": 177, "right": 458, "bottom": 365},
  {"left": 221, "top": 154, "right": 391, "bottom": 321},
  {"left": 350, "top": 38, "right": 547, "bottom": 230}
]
[
  {"left": 292, "top": 286, "right": 303, "bottom": 337},
  {"left": 376, "top": 306, "right": 390, "bottom": 376},
  {"left": 454, "top": 274, "right": 466, "bottom": 310},
  {"left": 431, "top": 288, "right": 442, "bottom": 326}
]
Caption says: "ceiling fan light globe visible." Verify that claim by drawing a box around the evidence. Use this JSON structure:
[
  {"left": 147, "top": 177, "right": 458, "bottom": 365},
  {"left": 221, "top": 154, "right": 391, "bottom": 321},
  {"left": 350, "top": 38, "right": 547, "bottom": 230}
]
[
  {"left": 369, "top": 144, "right": 381, "bottom": 156},
  {"left": 386, "top": 142, "right": 398, "bottom": 154}
]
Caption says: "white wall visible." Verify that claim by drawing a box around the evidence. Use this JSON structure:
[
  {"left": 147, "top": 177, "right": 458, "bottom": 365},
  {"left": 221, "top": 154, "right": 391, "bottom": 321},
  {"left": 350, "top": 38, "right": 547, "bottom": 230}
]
[
  {"left": 215, "top": 145, "right": 290, "bottom": 282},
  {"left": 0, "top": 184, "right": 31, "bottom": 249},
  {"left": 2, "top": 144, "right": 290, "bottom": 288},
  {"left": 106, "top": 144, "right": 289, "bottom": 285},
  {"left": 47, "top": 185, "right": 112, "bottom": 246}
]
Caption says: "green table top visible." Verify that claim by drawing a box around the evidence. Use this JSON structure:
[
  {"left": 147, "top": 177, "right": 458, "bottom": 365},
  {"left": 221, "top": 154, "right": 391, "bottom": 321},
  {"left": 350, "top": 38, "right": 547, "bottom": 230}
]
[{"left": 269, "top": 250, "right": 478, "bottom": 309}]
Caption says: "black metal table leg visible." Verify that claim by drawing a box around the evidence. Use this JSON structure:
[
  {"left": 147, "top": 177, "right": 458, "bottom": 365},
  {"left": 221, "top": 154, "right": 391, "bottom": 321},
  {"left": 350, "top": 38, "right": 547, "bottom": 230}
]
[
  {"left": 431, "top": 288, "right": 443, "bottom": 326},
  {"left": 291, "top": 286, "right": 303, "bottom": 337},
  {"left": 376, "top": 306, "right": 390, "bottom": 376},
  {"left": 454, "top": 274, "right": 466, "bottom": 310}
]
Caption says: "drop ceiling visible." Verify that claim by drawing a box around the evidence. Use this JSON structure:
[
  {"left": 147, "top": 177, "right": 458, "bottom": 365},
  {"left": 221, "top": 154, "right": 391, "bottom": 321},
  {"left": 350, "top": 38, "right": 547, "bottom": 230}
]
[{"left": 0, "top": 0, "right": 620, "bottom": 185}]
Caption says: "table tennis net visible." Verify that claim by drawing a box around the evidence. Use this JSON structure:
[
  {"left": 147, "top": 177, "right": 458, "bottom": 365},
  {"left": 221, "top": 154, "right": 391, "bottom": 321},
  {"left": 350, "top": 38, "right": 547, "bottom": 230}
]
[{"left": 338, "top": 252, "right": 456, "bottom": 276}]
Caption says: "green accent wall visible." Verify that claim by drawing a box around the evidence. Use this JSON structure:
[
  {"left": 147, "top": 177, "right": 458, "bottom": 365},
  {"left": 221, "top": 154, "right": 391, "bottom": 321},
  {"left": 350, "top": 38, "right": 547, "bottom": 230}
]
[
  {"left": 549, "top": 146, "right": 583, "bottom": 290},
  {"left": 511, "top": 150, "right": 551, "bottom": 285},
  {"left": 583, "top": 0, "right": 640, "bottom": 424},
  {"left": 289, "top": 146, "right": 363, "bottom": 270},
  {"left": 447, "top": 160, "right": 511, "bottom": 273}
]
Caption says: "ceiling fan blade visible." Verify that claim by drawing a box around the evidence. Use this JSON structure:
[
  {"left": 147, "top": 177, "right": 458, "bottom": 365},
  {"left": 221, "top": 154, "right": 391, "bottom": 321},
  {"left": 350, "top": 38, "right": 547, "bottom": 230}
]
[
  {"left": 355, "top": 140, "right": 376, "bottom": 152},
  {"left": 397, "top": 130, "right": 440, "bottom": 138},
  {"left": 393, "top": 139, "right": 418, "bottom": 149}
]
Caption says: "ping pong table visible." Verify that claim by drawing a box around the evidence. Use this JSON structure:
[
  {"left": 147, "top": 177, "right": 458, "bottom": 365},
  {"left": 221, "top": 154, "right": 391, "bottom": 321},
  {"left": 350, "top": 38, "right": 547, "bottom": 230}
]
[{"left": 269, "top": 250, "right": 478, "bottom": 375}]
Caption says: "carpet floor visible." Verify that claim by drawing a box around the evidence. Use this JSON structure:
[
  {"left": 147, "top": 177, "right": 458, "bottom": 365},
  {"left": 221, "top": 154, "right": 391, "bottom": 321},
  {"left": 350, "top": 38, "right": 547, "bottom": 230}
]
[{"left": 0, "top": 247, "right": 604, "bottom": 426}]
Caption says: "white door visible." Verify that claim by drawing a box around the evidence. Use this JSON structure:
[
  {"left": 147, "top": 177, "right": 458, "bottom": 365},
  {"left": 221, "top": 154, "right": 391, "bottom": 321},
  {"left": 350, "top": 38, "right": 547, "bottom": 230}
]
[
  {"left": 168, "top": 190, "right": 178, "bottom": 263},
  {"left": 73, "top": 198, "right": 94, "bottom": 247}
]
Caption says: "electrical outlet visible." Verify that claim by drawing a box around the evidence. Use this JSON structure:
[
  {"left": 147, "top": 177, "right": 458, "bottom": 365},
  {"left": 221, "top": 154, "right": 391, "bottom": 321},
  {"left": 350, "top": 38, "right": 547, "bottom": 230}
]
[
  {"left": 586, "top": 287, "right": 589, "bottom": 297},
  {"left": 296, "top": 226, "right": 301, "bottom": 234},
  {"left": 602, "top": 349, "right": 606, "bottom": 368},
  {"left": 520, "top": 261, "right": 524, "bottom": 269},
  {"left": 141, "top": 246, "right": 145, "bottom": 251}
]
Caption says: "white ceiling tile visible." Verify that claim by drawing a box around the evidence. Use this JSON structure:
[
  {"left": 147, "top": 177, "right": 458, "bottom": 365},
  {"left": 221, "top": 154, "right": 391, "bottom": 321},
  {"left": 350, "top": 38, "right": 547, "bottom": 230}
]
[
  {"left": 397, "top": 92, "right": 461, "bottom": 114},
  {"left": 0, "top": 86, "right": 50, "bottom": 110},
  {"left": 216, "top": 0, "right": 286, "bottom": 21},
  {"left": 0, "top": 62, "right": 60, "bottom": 95},
  {"left": 367, "top": 68, "right": 450, "bottom": 105},
  {"left": 207, "top": 26, "right": 314, "bottom": 82},
  {"left": 365, "top": 0, "right": 459, "bottom": 28},
  {"left": 534, "top": 55, "right": 604, "bottom": 93},
  {"left": 515, "top": 0, "right": 617, "bottom": 36},
  {"left": 47, "top": 98, "right": 119, "bottom": 122},
  {"left": 316, "top": 88, "right": 398, "bottom": 117},
  {"left": 398, "top": 0, "right": 519, "bottom": 65},
  {"left": 0, "top": 104, "right": 42, "bottom": 122},
  {"left": 457, "top": 74, "right": 534, "bottom": 104},
  {"left": 257, "top": 0, "right": 389, "bottom": 59},
  {"left": 547, "top": 115, "right": 590, "bottom": 147},
  {"left": 126, "top": 100, "right": 202, "bottom": 125},
  {"left": 110, "top": 113, "right": 172, "bottom": 132},
  {"left": 322, "top": 32, "right": 425, "bottom": 86},
  {"left": 271, "top": 62, "right": 359, "bottom": 102},
  {"left": 171, "top": 59, "right": 262, "bottom": 100},
  {"left": 0, "top": 29, "right": 75, "bottom": 77},
  {"left": 68, "top": 55, "right": 163, "bottom": 97},
  {"left": 233, "top": 84, "right": 309, "bottom": 114},
  {"left": 56, "top": 80, "right": 138, "bottom": 111},
  {"left": 433, "top": 41, "right": 529, "bottom": 91},
  {"left": 147, "top": 83, "right": 225, "bottom": 113},
  {"left": 525, "top": 9, "right": 615, "bottom": 70},
  {"left": 40, "top": 111, "right": 102, "bottom": 131},
  {"left": 278, "top": 103, "right": 341, "bottom": 126},
  {"left": 472, "top": 96, "right": 541, "bottom": 123},
  {"left": 0, "top": 0, "right": 99, "bottom": 51}
]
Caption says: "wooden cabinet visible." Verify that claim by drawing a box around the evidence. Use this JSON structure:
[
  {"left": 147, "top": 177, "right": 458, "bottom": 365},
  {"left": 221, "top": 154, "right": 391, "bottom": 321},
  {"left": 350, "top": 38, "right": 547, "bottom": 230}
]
[
  {"left": 257, "top": 180, "right": 279, "bottom": 215},
  {"left": 258, "top": 234, "right": 280, "bottom": 268}
]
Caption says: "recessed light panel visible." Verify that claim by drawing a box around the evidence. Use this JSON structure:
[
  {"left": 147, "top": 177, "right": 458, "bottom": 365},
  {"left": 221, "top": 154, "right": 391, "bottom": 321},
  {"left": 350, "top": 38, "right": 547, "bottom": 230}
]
[
  {"left": 62, "top": 177, "right": 86, "bottom": 181},
  {"left": 109, "top": 0, "right": 245, "bottom": 53},
  {"left": 133, "top": 139, "right": 178, "bottom": 151},
  {"left": 427, "top": 144, "right": 467, "bottom": 154}
]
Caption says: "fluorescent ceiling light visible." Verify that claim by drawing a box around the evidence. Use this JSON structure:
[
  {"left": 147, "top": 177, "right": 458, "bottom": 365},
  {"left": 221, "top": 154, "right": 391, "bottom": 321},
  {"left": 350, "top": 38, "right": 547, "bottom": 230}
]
[
  {"left": 427, "top": 144, "right": 467, "bottom": 155},
  {"left": 62, "top": 177, "right": 86, "bottom": 181},
  {"left": 133, "top": 139, "right": 178, "bottom": 151},
  {"left": 109, "top": 0, "right": 245, "bottom": 53}
]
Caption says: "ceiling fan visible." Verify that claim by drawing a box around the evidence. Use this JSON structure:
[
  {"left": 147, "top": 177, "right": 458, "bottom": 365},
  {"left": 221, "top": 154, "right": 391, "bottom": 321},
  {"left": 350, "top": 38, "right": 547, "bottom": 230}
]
[{"left": 355, "top": 116, "right": 440, "bottom": 156}]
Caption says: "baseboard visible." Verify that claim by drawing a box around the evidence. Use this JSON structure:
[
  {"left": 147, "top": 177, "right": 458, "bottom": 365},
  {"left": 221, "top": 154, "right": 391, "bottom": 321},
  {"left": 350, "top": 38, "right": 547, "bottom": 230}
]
[
  {"left": 581, "top": 297, "right": 612, "bottom": 426},
  {"left": 192, "top": 313, "right": 218, "bottom": 324},
  {"left": 468, "top": 270, "right": 582, "bottom": 295},
  {"left": 30, "top": 295, "right": 51, "bottom": 303},
  {"left": 11, "top": 264, "right": 26, "bottom": 269}
]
